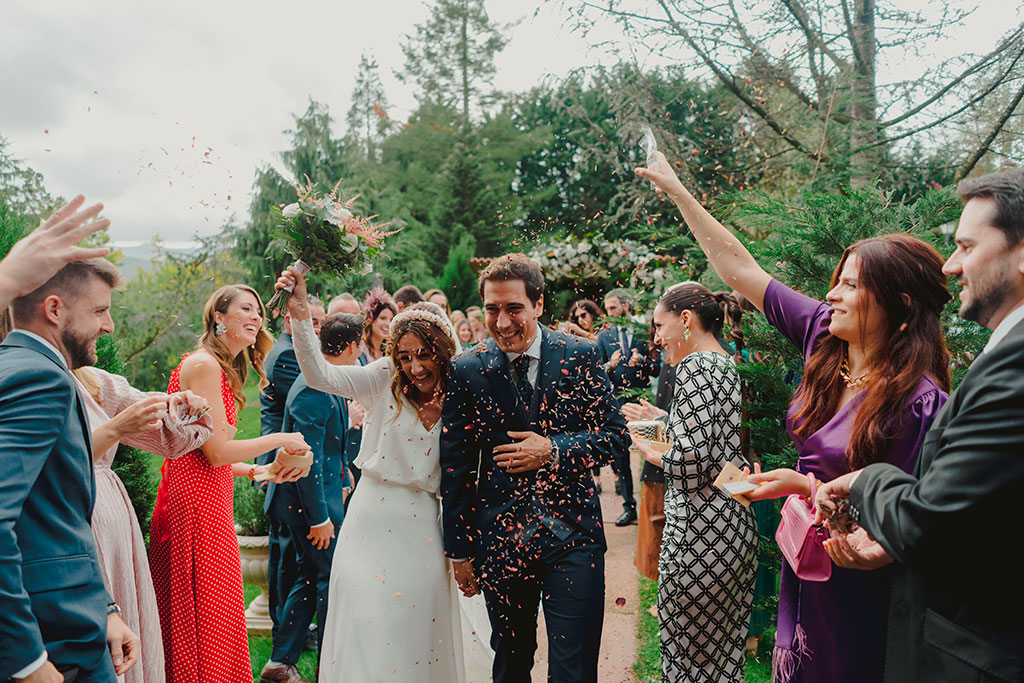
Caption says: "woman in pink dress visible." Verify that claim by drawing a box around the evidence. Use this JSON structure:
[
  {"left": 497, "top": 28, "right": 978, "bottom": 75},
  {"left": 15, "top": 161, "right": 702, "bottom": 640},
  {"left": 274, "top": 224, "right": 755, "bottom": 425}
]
[
  {"left": 149, "top": 284, "right": 309, "bottom": 682},
  {"left": 74, "top": 366, "right": 213, "bottom": 683}
]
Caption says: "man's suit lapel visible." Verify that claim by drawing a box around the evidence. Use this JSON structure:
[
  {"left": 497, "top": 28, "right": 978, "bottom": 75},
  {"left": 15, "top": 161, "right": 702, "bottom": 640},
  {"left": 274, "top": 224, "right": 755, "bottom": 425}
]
[
  {"left": 530, "top": 327, "right": 566, "bottom": 427},
  {"left": 2, "top": 331, "right": 97, "bottom": 501},
  {"left": 480, "top": 340, "right": 528, "bottom": 429}
]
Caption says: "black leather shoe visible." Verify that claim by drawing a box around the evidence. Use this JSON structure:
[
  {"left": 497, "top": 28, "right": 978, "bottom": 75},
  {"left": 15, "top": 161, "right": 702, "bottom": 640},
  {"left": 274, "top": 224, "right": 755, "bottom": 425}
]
[{"left": 615, "top": 508, "right": 638, "bottom": 526}]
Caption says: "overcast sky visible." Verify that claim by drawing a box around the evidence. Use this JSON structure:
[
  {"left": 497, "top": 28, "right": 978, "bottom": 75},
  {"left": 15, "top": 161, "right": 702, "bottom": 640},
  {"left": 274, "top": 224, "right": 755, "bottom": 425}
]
[{"left": 2, "top": 1, "right": 1019, "bottom": 247}]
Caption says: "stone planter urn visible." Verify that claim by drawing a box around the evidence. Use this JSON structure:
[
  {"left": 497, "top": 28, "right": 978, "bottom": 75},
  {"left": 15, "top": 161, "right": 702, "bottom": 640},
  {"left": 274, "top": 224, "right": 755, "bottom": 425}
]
[{"left": 237, "top": 533, "right": 272, "bottom": 635}]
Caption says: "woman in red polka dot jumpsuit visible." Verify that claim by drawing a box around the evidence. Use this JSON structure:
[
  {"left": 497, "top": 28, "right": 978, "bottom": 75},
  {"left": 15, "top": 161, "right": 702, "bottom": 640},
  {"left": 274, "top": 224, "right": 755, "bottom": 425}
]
[{"left": 149, "top": 285, "right": 310, "bottom": 682}]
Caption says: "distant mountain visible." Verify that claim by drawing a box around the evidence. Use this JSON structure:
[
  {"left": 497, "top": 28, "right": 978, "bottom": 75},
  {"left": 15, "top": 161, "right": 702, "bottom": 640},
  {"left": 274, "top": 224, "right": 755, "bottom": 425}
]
[{"left": 113, "top": 243, "right": 199, "bottom": 279}]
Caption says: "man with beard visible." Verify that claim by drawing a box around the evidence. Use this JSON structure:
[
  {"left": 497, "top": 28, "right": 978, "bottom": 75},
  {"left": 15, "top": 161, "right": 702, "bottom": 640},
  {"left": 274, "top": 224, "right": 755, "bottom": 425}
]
[
  {"left": 814, "top": 167, "right": 1024, "bottom": 681},
  {"left": 0, "top": 257, "right": 140, "bottom": 682}
]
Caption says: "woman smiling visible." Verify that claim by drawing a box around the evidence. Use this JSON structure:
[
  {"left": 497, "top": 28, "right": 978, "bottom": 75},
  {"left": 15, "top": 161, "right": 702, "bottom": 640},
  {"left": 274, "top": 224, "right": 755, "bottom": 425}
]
[{"left": 636, "top": 153, "right": 951, "bottom": 683}]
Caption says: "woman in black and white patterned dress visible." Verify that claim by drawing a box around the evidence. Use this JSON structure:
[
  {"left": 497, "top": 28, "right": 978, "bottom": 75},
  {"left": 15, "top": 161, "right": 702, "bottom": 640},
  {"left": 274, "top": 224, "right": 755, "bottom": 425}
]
[{"left": 634, "top": 283, "right": 758, "bottom": 682}]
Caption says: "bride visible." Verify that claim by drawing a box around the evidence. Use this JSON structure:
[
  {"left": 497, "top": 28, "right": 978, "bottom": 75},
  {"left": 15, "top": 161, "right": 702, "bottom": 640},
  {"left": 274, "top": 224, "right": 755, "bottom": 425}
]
[{"left": 276, "top": 267, "right": 491, "bottom": 682}]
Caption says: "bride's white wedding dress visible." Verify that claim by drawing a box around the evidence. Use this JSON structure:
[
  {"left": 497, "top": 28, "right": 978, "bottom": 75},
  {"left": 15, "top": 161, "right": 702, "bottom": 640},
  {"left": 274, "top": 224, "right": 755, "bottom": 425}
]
[{"left": 290, "top": 317, "right": 492, "bottom": 682}]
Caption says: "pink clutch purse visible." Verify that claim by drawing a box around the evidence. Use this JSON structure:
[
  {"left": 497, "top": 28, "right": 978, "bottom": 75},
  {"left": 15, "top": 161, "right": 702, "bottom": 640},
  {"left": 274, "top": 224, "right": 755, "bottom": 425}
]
[{"left": 775, "top": 471, "right": 832, "bottom": 582}]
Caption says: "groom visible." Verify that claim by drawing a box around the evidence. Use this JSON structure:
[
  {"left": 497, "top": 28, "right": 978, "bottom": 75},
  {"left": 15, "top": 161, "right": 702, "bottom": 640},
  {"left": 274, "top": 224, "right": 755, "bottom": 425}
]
[{"left": 440, "top": 253, "right": 630, "bottom": 683}]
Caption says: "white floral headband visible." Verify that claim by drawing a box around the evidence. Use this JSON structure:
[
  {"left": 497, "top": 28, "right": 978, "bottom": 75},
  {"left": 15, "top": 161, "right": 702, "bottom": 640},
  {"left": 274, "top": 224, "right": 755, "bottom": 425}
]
[{"left": 388, "top": 302, "right": 458, "bottom": 348}]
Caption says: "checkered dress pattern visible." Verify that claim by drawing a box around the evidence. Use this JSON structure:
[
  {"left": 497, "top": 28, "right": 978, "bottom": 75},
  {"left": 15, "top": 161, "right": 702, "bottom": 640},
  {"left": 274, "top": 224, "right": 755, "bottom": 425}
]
[{"left": 658, "top": 352, "right": 758, "bottom": 682}]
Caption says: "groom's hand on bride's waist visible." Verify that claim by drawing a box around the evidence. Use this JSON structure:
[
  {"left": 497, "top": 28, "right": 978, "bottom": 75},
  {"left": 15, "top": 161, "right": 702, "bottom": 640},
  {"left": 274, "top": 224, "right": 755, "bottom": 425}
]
[
  {"left": 452, "top": 559, "right": 480, "bottom": 597},
  {"left": 493, "top": 431, "right": 553, "bottom": 474}
]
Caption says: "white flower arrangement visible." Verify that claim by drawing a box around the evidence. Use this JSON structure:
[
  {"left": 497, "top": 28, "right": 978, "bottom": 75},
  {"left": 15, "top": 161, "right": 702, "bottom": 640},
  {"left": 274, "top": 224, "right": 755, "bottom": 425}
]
[{"left": 528, "top": 235, "right": 679, "bottom": 290}]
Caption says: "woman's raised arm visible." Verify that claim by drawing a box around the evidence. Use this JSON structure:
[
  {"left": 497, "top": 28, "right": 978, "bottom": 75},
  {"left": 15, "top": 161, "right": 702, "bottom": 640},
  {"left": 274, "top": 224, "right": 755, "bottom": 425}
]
[{"left": 635, "top": 152, "right": 772, "bottom": 311}]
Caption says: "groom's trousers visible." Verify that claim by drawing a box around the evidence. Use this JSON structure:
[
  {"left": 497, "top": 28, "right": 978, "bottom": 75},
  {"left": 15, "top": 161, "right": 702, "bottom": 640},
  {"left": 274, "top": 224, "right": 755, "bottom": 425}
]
[{"left": 483, "top": 528, "right": 605, "bottom": 683}]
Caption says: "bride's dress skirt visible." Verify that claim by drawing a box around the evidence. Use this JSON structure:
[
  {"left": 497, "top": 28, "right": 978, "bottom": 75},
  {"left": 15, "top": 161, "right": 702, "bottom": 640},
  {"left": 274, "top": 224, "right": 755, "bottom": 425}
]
[{"left": 319, "top": 475, "right": 491, "bottom": 682}]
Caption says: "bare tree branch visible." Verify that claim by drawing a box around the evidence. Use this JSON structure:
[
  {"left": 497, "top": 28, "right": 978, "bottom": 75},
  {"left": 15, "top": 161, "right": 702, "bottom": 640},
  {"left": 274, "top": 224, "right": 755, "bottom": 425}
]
[
  {"left": 881, "top": 24, "right": 1024, "bottom": 128},
  {"left": 781, "top": 0, "right": 848, "bottom": 70},
  {"left": 957, "top": 78, "right": 1024, "bottom": 180},
  {"left": 653, "top": 0, "right": 822, "bottom": 160}
]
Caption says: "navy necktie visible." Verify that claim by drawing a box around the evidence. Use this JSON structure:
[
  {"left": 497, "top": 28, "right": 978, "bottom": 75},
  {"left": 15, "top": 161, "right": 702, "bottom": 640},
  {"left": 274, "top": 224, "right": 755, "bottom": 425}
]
[
  {"left": 618, "top": 327, "right": 630, "bottom": 356},
  {"left": 511, "top": 354, "right": 534, "bottom": 408}
]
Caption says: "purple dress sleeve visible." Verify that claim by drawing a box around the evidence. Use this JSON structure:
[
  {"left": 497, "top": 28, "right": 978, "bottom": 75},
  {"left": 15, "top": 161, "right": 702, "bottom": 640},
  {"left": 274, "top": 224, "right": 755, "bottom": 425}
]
[
  {"left": 885, "top": 382, "right": 948, "bottom": 473},
  {"left": 762, "top": 279, "right": 833, "bottom": 360}
]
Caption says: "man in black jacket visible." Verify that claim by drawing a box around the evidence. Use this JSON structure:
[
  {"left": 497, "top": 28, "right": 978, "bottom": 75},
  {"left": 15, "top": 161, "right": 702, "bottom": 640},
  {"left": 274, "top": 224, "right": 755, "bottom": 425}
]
[{"left": 816, "top": 167, "right": 1024, "bottom": 682}]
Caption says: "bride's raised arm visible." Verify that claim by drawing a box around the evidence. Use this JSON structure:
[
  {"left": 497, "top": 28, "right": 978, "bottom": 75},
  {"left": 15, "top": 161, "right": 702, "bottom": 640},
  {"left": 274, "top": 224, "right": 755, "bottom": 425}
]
[{"left": 278, "top": 267, "right": 390, "bottom": 404}]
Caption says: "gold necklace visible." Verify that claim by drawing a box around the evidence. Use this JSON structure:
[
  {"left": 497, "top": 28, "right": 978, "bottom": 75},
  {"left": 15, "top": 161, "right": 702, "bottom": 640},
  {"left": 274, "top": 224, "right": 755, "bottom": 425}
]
[{"left": 839, "top": 358, "right": 871, "bottom": 389}]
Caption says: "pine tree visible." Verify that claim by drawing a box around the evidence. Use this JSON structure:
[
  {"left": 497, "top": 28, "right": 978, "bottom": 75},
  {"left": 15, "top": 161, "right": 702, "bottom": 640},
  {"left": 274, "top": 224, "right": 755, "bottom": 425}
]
[
  {"left": 399, "top": 0, "right": 508, "bottom": 125},
  {"left": 346, "top": 54, "right": 391, "bottom": 162}
]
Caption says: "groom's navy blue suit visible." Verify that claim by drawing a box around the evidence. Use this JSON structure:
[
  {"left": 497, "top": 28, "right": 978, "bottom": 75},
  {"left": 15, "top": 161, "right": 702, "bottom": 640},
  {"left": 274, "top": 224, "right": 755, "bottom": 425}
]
[
  {"left": 441, "top": 326, "right": 629, "bottom": 683},
  {"left": 0, "top": 331, "right": 115, "bottom": 680}
]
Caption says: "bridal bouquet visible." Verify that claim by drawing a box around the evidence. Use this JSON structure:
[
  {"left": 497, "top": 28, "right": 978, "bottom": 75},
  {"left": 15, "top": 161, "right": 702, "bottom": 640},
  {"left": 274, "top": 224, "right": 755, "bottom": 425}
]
[{"left": 266, "top": 178, "right": 397, "bottom": 315}]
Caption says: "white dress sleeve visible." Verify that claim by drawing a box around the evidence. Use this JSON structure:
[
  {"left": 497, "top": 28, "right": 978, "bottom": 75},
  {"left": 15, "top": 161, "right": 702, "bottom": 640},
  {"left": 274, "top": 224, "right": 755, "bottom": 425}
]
[{"left": 291, "top": 316, "right": 392, "bottom": 404}]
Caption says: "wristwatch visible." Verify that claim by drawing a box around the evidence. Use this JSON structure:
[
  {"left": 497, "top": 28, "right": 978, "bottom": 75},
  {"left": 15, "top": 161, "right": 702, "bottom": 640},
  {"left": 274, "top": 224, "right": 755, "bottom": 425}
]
[{"left": 107, "top": 602, "right": 122, "bottom": 616}]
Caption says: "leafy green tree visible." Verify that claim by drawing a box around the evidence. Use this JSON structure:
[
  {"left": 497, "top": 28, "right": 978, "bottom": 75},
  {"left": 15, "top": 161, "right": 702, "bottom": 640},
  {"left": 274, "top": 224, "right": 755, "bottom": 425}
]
[
  {"left": 436, "top": 232, "right": 480, "bottom": 311},
  {"left": 399, "top": 0, "right": 509, "bottom": 125},
  {"left": 0, "top": 136, "right": 63, "bottom": 223}
]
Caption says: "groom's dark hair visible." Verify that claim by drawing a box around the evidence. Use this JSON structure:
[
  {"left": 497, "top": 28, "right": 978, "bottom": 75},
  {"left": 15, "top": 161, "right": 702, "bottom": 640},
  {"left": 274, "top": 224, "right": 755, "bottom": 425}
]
[{"left": 478, "top": 253, "right": 544, "bottom": 304}]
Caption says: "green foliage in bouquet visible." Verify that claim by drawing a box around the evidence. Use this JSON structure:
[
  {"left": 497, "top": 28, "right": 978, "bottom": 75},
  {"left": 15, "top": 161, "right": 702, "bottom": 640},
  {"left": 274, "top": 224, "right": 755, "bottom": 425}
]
[
  {"left": 271, "top": 180, "right": 396, "bottom": 271},
  {"left": 266, "top": 178, "right": 398, "bottom": 313}
]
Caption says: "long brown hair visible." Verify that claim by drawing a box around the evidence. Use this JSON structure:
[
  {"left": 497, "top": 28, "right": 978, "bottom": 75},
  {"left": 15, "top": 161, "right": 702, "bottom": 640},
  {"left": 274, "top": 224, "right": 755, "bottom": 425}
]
[
  {"left": 387, "top": 306, "right": 456, "bottom": 416},
  {"left": 791, "top": 234, "right": 951, "bottom": 468},
  {"left": 197, "top": 284, "right": 274, "bottom": 409}
]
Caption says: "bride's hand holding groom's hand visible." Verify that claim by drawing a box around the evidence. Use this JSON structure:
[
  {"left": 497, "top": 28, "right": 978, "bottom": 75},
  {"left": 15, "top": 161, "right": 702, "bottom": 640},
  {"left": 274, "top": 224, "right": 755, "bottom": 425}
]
[
  {"left": 452, "top": 559, "right": 480, "bottom": 597},
  {"left": 493, "top": 431, "right": 553, "bottom": 474}
]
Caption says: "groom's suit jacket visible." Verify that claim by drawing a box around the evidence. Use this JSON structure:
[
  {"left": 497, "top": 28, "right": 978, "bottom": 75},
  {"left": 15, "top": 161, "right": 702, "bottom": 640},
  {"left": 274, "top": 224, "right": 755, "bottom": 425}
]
[
  {"left": 0, "top": 331, "right": 113, "bottom": 679},
  {"left": 440, "top": 326, "right": 629, "bottom": 571},
  {"left": 851, "top": 316, "right": 1024, "bottom": 682}
]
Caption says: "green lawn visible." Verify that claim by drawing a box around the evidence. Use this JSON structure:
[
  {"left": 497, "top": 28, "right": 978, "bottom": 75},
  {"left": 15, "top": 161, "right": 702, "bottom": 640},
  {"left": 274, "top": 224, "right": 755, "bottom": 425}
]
[{"left": 634, "top": 576, "right": 773, "bottom": 682}]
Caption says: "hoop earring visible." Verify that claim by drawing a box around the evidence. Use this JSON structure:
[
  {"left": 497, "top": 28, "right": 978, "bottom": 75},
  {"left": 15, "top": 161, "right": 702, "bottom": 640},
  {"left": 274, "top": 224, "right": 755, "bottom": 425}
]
[{"left": 215, "top": 322, "right": 226, "bottom": 337}]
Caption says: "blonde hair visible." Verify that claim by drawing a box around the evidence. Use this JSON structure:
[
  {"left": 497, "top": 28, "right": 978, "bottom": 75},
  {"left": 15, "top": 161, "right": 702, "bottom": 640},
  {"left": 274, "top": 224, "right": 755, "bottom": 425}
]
[
  {"left": 74, "top": 367, "right": 102, "bottom": 405},
  {"left": 197, "top": 284, "right": 274, "bottom": 409}
]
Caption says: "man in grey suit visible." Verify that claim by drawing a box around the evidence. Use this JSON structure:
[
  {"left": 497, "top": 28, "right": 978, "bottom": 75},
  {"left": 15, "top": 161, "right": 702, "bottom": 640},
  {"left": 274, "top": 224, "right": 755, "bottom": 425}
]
[
  {"left": 0, "top": 255, "right": 140, "bottom": 682},
  {"left": 816, "top": 167, "right": 1024, "bottom": 681}
]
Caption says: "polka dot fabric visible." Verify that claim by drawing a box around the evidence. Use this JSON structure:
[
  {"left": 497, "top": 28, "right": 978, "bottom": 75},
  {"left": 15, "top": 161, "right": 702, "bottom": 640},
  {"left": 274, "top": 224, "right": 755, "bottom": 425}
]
[{"left": 149, "top": 359, "right": 251, "bottom": 682}]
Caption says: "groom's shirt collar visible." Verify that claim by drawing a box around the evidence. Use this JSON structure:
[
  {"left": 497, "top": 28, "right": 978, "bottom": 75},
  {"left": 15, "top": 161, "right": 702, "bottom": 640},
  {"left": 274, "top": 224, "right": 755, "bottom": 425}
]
[{"left": 504, "top": 327, "right": 542, "bottom": 386}]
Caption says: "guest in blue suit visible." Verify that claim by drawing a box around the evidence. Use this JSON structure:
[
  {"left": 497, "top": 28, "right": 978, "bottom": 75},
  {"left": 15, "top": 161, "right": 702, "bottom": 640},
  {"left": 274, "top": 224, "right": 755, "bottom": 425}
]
[
  {"left": 259, "top": 313, "right": 362, "bottom": 682},
  {"left": 260, "top": 297, "right": 326, "bottom": 640},
  {"left": 441, "top": 254, "right": 630, "bottom": 683},
  {"left": 1, "top": 257, "right": 139, "bottom": 682},
  {"left": 595, "top": 288, "right": 660, "bottom": 526}
]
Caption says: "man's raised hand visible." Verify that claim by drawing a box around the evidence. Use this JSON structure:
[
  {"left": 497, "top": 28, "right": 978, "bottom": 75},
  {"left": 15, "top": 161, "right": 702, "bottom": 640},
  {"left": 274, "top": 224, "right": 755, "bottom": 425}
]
[{"left": 0, "top": 195, "right": 112, "bottom": 307}]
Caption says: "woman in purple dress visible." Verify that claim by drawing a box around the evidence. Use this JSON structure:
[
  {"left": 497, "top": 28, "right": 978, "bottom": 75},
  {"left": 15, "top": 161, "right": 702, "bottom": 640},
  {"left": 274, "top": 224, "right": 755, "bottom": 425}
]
[{"left": 636, "top": 153, "right": 951, "bottom": 682}]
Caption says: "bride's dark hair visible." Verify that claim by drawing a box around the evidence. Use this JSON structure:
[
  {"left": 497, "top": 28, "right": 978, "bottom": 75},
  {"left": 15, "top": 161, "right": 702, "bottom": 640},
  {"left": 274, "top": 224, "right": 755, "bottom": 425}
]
[{"left": 387, "top": 304, "right": 456, "bottom": 415}]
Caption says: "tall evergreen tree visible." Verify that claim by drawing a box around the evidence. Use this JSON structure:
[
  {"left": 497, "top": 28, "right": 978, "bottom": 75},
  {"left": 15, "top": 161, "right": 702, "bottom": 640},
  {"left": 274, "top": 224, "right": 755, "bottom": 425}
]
[
  {"left": 399, "top": 0, "right": 508, "bottom": 125},
  {"left": 233, "top": 100, "right": 352, "bottom": 302},
  {"left": 345, "top": 54, "right": 392, "bottom": 162}
]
